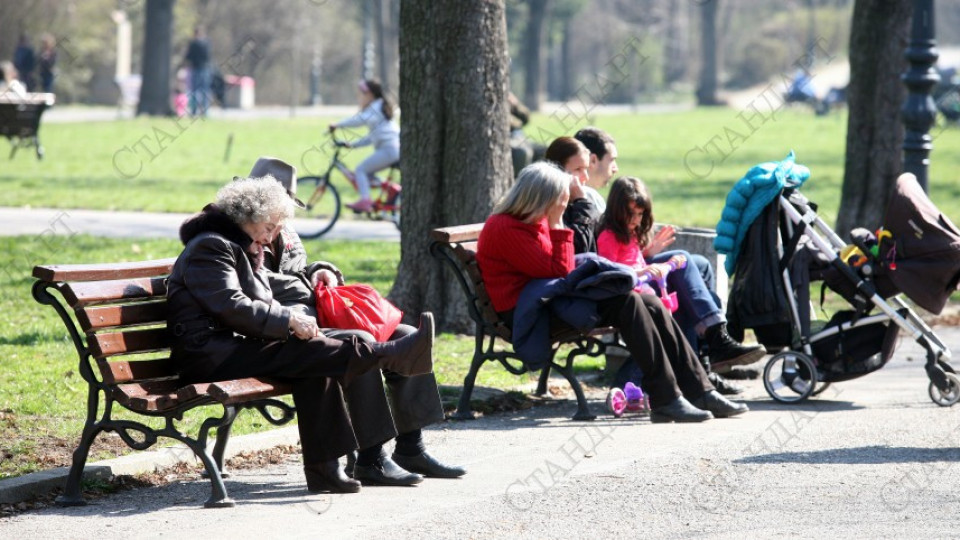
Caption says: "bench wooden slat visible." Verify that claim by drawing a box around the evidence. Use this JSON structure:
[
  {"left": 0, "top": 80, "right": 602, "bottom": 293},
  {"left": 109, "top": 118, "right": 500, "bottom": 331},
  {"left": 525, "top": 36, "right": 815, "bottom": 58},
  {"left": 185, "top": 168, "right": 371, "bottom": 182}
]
[
  {"left": 60, "top": 277, "right": 167, "bottom": 307},
  {"left": 175, "top": 382, "right": 213, "bottom": 403},
  {"left": 450, "top": 244, "right": 511, "bottom": 339},
  {"left": 99, "top": 357, "right": 177, "bottom": 385},
  {"left": 78, "top": 301, "right": 168, "bottom": 332},
  {"left": 33, "top": 258, "right": 176, "bottom": 283},
  {"left": 429, "top": 223, "right": 484, "bottom": 243},
  {"left": 111, "top": 380, "right": 182, "bottom": 412},
  {"left": 0, "top": 93, "right": 55, "bottom": 105},
  {"left": 207, "top": 378, "right": 294, "bottom": 405},
  {"left": 89, "top": 327, "right": 170, "bottom": 359},
  {"left": 110, "top": 378, "right": 294, "bottom": 414}
]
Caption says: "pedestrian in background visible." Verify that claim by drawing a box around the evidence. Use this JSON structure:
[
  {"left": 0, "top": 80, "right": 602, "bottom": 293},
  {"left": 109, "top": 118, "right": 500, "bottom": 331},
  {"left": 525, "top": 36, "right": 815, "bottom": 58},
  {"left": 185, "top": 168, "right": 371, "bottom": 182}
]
[
  {"left": 182, "top": 25, "right": 212, "bottom": 117},
  {"left": 13, "top": 34, "right": 36, "bottom": 92},
  {"left": 38, "top": 33, "right": 57, "bottom": 94}
]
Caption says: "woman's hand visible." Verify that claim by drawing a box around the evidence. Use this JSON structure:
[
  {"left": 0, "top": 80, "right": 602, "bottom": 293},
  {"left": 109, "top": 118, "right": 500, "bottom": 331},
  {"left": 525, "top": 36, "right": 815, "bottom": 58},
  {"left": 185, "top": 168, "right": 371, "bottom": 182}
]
[
  {"left": 289, "top": 312, "right": 322, "bottom": 340},
  {"left": 644, "top": 225, "right": 676, "bottom": 257},
  {"left": 310, "top": 269, "right": 339, "bottom": 289},
  {"left": 545, "top": 185, "right": 570, "bottom": 230},
  {"left": 568, "top": 174, "right": 585, "bottom": 201}
]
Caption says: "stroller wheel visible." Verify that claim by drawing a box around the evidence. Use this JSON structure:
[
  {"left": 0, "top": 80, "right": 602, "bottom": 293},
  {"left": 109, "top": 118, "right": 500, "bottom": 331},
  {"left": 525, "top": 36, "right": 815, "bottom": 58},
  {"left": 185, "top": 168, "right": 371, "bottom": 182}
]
[
  {"left": 812, "top": 382, "right": 832, "bottom": 396},
  {"left": 928, "top": 372, "right": 960, "bottom": 407},
  {"left": 763, "top": 351, "right": 817, "bottom": 403}
]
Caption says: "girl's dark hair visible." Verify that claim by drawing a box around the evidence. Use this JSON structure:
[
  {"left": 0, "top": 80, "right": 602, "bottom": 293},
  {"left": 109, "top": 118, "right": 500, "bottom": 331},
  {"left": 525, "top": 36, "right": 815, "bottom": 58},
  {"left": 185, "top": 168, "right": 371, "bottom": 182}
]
[
  {"left": 599, "top": 176, "right": 654, "bottom": 247},
  {"left": 544, "top": 136, "right": 585, "bottom": 169},
  {"left": 363, "top": 79, "right": 394, "bottom": 120}
]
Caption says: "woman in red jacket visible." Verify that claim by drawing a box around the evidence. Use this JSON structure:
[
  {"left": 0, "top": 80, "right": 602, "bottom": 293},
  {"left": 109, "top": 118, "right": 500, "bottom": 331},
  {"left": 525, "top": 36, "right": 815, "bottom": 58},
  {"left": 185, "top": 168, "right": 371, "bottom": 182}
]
[{"left": 476, "top": 162, "right": 747, "bottom": 423}]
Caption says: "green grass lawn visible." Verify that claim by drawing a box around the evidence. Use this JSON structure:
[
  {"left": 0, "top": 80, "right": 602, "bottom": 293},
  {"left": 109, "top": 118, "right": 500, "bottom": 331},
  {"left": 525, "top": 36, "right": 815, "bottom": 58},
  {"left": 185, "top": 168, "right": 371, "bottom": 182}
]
[
  {"left": 2, "top": 114, "right": 351, "bottom": 212},
  {"left": 6, "top": 107, "right": 960, "bottom": 226}
]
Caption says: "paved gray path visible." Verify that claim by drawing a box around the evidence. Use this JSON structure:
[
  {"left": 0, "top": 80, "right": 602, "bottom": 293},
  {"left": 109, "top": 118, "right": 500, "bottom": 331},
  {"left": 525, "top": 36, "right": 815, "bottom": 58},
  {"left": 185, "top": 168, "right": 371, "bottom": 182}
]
[
  {"left": 0, "top": 207, "right": 399, "bottom": 241},
  {"left": 42, "top": 102, "right": 692, "bottom": 125},
  {"left": 2, "top": 328, "right": 960, "bottom": 539},
  {"left": 43, "top": 104, "right": 361, "bottom": 124}
]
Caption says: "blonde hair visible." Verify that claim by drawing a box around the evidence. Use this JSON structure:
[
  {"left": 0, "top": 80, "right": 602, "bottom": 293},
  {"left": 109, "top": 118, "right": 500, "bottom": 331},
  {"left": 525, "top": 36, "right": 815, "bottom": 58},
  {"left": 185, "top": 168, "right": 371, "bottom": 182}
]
[
  {"left": 493, "top": 161, "right": 569, "bottom": 223},
  {"left": 217, "top": 176, "right": 295, "bottom": 225}
]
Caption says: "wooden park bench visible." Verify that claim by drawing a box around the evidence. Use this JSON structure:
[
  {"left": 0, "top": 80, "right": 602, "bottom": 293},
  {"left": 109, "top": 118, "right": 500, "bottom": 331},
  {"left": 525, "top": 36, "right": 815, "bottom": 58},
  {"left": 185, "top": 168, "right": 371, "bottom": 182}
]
[
  {"left": 430, "top": 223, "right": 618, "bottom": 421},
  {"left": 0, "top": 92, "right": 55, "bottom": 160},
  {"left": 32, "top": 259, "right": 297, "bottom": 508}
]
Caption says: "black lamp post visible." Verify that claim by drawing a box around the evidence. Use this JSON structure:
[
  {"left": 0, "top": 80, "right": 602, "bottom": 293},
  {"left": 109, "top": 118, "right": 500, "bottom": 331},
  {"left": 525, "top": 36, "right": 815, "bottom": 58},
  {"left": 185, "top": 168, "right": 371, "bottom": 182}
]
[{"left": 901, "top": 0, "right": 939, "bottom": 192}]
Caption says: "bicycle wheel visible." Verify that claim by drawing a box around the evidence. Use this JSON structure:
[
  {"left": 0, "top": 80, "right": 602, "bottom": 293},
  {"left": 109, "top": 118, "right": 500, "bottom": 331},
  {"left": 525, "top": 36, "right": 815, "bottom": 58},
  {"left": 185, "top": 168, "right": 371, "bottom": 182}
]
[{"left": 295, "top": 175, "right": 341, "bottom": 239}]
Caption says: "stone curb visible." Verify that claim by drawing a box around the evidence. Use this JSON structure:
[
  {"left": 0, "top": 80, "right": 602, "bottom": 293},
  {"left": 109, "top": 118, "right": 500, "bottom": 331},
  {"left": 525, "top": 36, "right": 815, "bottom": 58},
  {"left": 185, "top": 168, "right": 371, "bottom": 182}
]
[{"left": 0, "top": 426, "right": 300, "bottom": 505}]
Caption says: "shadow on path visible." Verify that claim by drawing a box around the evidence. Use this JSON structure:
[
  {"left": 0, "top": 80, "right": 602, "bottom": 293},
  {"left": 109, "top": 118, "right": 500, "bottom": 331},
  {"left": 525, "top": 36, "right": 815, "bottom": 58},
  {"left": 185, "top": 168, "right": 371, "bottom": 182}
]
[{"left": 736, "top": 445, "right": 960, "bottom": 465}]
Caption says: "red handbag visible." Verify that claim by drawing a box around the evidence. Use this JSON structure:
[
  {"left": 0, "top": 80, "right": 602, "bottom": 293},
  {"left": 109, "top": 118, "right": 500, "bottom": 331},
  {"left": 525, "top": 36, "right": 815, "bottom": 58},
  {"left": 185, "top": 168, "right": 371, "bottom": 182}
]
[{"left": 314, "top": 283, "right": 403, "bottom": 342}]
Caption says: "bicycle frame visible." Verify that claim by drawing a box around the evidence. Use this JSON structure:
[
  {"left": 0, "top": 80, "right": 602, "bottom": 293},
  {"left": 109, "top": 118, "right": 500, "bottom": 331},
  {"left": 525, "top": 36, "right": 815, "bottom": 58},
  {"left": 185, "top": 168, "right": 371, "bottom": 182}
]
[
  {"left": 301, "top": 141, "right": 401, "bottom": 230},
  {"left": 322, "top": 144, "right": 401, "bottom": 214},
  {"left": 295, "top": 140, "right": 402, "bottom": 239}
]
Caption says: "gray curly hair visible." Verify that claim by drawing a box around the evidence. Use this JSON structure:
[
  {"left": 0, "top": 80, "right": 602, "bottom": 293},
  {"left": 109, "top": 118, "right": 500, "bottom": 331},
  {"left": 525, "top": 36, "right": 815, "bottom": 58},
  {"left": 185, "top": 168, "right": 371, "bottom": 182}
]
[{"left": 216, "top": 175, "right": 295, "bottom": 225}]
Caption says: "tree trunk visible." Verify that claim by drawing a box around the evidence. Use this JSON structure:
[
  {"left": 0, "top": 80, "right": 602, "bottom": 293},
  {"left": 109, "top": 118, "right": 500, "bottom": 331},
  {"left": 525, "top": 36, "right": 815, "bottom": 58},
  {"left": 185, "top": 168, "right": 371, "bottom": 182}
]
[
  {"left": 836, "top": 0, "right": 912, "bottom": 235},
  {"left": 695, "top": 0, "right": 720, "bottom": 106},
  {"left": 394, "top": 0, "right": 512, "bottom": 332},
  {"left": 375, "top": 0, "right": 392, "bottom": 90},
  {"left": 663, "top": 0, "right": 687, "bottom": 86},
  {"left": 545, "top": 16, "right": 557, "bottom": 101},
  {"left": 137, "top": 0, "right": 175, "bottom": 116},
  {"left": 523, "top": 0, "right": 550, "bottom": 111},
  {"left": 560, "top": 17, "right": 572, "bottom": 101}
]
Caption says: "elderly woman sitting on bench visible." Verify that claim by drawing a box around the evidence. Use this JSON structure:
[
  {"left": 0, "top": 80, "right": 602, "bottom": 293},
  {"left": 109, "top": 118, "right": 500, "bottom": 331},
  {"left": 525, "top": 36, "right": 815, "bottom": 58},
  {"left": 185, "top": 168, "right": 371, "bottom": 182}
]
[{"left": 166, "top": 175, "right": 435, "bottom": 494}]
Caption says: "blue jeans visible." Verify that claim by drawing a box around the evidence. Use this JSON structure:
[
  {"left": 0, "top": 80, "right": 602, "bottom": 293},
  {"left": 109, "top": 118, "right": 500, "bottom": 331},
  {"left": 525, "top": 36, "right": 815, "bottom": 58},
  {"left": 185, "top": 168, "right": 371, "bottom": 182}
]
[
  {"left": 648, "top": 250, "right": 724, "bottom": 353},
  {"left": 189, "top": 67, "right": 212, "bottom": 116},
  {"left": 355, "top": 141, "right": 400, "bottom": 199}
]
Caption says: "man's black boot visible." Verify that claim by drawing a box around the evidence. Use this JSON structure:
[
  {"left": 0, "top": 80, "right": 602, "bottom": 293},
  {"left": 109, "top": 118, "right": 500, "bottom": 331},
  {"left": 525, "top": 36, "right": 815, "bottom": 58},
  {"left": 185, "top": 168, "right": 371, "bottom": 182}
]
[{"left": 705, "top": 323, "right": 766, "bottom": 373}]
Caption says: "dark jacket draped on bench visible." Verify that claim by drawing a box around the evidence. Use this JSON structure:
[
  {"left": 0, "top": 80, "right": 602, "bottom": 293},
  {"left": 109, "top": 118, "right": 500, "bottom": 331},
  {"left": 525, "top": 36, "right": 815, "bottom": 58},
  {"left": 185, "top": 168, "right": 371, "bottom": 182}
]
[{"left": 511, "top": 253, "right": 636, "bottom": 370}]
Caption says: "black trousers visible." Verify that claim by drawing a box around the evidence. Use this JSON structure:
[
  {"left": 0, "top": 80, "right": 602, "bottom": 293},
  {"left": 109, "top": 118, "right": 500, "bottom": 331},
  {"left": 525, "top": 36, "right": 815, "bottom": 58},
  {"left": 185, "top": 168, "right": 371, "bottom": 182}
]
[
  {"left": 596, "top": 292, "right": 713, "bottom": 407},
  {"left": 187, "top": 333, "right": 381, "bottom": 464},
  {"left": 503, "top": 291, "right": 713, "bottom": 409},
  {"left": 327, "top": 325, "right": 446, "bottom": 450}
]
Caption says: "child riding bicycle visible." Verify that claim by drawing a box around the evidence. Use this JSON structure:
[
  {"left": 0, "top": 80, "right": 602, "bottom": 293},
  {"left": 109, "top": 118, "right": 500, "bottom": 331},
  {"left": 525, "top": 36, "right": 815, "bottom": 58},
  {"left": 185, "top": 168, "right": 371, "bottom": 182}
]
[{"left": 328, "top": 79, "right": 400, "bottom": 213}]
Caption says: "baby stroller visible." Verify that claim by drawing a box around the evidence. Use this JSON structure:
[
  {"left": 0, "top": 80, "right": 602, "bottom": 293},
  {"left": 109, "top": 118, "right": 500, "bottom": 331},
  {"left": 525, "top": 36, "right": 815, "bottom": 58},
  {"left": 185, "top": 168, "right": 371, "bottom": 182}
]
[{"left": 717, "top": 154, "right": 960, "bottom": 405}]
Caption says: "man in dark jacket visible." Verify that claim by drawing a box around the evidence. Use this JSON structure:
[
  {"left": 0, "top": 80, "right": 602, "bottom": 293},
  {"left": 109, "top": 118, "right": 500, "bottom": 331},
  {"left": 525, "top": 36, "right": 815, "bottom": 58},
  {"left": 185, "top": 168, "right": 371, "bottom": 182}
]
[
  {"left": 249, "top": 157, "right": 466, "bottom": 486},
  {"left": 13, "top": 34, "right": 36, "bottom": 92},
  {"left": 182, "top": 26, "right": 212, "bottom": 116}
]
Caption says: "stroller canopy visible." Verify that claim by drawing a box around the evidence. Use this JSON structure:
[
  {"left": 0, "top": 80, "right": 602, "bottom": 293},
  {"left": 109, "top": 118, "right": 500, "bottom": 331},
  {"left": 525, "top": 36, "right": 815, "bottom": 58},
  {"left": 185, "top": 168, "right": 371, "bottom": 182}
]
[
  {"left": 882, "top": 173, "right": 960, "bottom": 314},
  {"left": 714, "top": 151, "right": 811, "bottom": 276}
]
